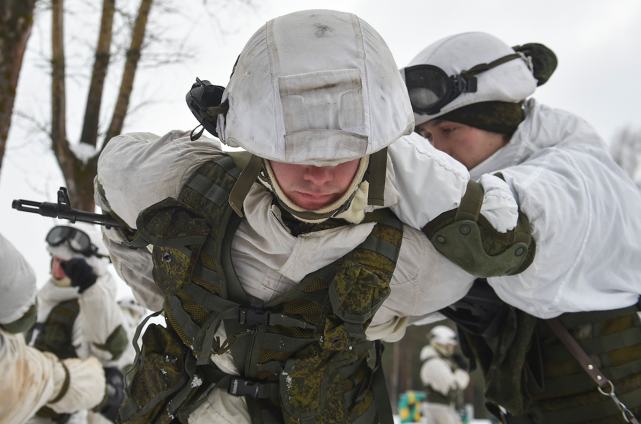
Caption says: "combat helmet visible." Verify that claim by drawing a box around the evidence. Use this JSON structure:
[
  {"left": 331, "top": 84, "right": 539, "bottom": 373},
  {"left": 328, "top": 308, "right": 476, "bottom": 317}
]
[{"left": 187, "top": 10, "right": 414, "bottom": 222}]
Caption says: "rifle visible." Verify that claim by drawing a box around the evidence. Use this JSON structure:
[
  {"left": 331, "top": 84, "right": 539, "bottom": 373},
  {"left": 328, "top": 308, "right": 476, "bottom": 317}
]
[{"left": 12, "top": 187, "right": 124, "bottom": 229}]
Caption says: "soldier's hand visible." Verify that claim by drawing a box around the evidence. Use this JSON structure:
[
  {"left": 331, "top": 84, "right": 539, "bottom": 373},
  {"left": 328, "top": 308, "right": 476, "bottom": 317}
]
[
  {"left": 60, "top": 258, "right": 97, "bottom": 293},
  {"left": 96, "top": 367, "right": 124, "bottom": 423}
]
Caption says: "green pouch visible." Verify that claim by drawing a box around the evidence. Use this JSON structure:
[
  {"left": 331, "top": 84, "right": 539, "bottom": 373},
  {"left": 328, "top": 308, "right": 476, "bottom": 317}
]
[
  {"left": 324, "top": 262, "right": 390, "bottom": 348},
  {"left": 280, "top": 347, "right": 356, "bottom": 424},
  {"left": 119, "top": 324, "right": 199, "bottom": 424},
  {"left": 136, "top": 197, "right": 210, "bottom": 295}
]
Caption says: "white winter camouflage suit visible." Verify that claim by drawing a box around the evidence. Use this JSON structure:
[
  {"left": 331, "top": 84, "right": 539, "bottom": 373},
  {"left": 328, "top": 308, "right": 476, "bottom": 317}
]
[
  {"left": 0, "top": 234, "right": 106, "bottom": 424},
  {"left": 95, "top": 12, "right": 521, "bottom": 424}
]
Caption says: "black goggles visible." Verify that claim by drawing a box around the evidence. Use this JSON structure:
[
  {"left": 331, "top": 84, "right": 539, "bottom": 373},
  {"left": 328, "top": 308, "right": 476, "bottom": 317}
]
[
  {"left": 404, "top": 53, "right": 523, "bottom": 116},
  {"left": 46, "top": 226, "right": 97, "bottom": 257}
]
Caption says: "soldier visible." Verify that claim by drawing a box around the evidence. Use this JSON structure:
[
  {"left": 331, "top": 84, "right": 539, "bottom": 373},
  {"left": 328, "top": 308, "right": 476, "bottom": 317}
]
[
  {"left": 94, "top": 11, "right": 533, "bottom": 424},
  {"left": 394, "top": 32, "right": 641, "bottom": 423},
  {"left": 0, "top": 233, "right": 107, "bottom": 424},
  {"left": 419, "top": 326, "right": 469, "bottom": 424},
  {"left": 27, "top": 223, "right": 129, "bottom": 424}
]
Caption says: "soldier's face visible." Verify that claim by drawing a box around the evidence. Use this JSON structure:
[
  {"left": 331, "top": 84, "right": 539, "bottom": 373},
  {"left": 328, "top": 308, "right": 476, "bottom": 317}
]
[
  {"left": 269, "top": 159, "right": 361, "bottom": 210},
  {"left": 416, "top": 120, "right": 508, "bottom": 170},
  {"left": 51, "top": 256, "right": 67, "bottom": 279}
]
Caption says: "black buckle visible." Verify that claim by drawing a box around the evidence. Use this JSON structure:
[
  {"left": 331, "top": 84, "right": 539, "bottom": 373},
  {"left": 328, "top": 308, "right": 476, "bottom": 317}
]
[
  {"left": 239, "top": 307, "right": 270, "bottom": 326},
  {"left": 228, "top": 377, "right": 260, "bottom": 398}
]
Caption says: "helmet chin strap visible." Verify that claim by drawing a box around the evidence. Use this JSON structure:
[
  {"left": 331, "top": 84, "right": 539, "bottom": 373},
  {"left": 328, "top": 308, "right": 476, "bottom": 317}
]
[
  {"left": 228, "top": 149, "right": 389, "bottom": 223},
  {"left": 263, "top": 156, "right": 371, "bottom": 223}
]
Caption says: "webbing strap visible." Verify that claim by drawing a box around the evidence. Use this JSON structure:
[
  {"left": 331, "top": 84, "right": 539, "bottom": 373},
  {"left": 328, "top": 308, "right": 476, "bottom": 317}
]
[
  {"left": 182, "top": 283, "right": 237, "bottom": 314},
  {"left": 229, "top": 154, "right": 263, "bottom": 217},
  {"left": 371, "top": 341, "right": 394, "bottom": 424},
  {"left": 357, "top": 235, "right": 400, "bottom": 263},
  {"left": 268, "top": 312, "right": 316, "bottom": 329},
  {"left": 120, "top": 235, "right": 149, "bottom": 249},
  {"left": 297, "top": 290, "right": 329, "bottom": 306},
  {"left": 343, "top": 383, "right": 361, "bottom": 407},
  {"left": 341, "top": 358, "right": 365, "bottom": 380},
  {"left": 328, "top": 282, "right": 390, "bottom": 339},
  {"left": 261, "top": 333, "right": 315, "bottom": 353},
  {"left": 462, "top": 53, "right": 522, "bottom": 78},
  {"left": 188, "top": 174, "right": 229, "bottom": 206},
  {"left": 367, "top": 147, "right": 387, "bottom": 206},
  {"left": 201, "top": 236, "right": 216, "bottom": 257},
  {"left": 194, "top": 265, "right": 222, "bottom": 289},
  {"left": 256, "top": 361, "right": 284, "bottom": 375},
  {"left": 455, "top": 180, "right": 484, "bottom": 222},
  {"left": 215, "top": 155, "right": 242, "bottom": 179}
]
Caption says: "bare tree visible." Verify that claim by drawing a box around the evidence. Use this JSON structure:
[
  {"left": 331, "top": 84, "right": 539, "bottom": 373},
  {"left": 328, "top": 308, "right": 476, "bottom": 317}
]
[
  {"left": 610, "top": 126, "right": 641, "bottom": 189},
  {"left": 16, "top": 0, "right": 256, "bottom": 212},
  {"left": 50, "top": 0, "right": 152, "bottom": 211},
  {"left": 0, "top": 0, "right": 39, "bottom": 181}
]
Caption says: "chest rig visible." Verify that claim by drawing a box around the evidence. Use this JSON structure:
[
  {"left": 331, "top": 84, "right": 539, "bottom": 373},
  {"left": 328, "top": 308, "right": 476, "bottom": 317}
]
[
  {"left": 119, "top": 155, "right": 403, "bottom": 424},
  {"left": 27, "top": 300, "right": 80, "bottom": 360}
]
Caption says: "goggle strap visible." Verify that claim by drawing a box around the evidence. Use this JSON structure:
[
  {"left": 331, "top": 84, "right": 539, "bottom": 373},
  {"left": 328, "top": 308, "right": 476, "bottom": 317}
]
[
  {"left": 461, "top": 53, "right": 523, "bottom": 79},
  {"left": 367, "top": 147, "right": 387, "bottom": 206}
]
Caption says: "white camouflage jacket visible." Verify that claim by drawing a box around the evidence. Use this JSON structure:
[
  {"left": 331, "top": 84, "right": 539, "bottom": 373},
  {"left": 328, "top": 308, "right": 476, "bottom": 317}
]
[{"left": 392, "top": 99, "right": 641, "bottom": 318}]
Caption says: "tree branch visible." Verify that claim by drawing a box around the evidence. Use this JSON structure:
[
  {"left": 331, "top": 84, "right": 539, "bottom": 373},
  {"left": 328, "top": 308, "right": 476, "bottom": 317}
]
[
  {"left": 0, "top": 0, "right": 38, "bottom": 181},
  {"left": 79, "top": 0, "right": 114, "bottom": 147},
  {"left": 102, "top": 0, "right": 153, "bottom": 148},
  {"left": 50, "top": 0, "right": 68, "bottom": 161}
]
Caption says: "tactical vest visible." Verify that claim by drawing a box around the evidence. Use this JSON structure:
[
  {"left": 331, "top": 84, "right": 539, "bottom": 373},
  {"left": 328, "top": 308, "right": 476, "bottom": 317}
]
[
  {"left": 27, "top": 299, "right": 80, "bottom": 359},
  {"left": 119, "top": 155, "right": 403, "bottom": 424},
  {"left": 454, "top": 282, "right": 641, "bottom": 424},
  {"left": 24, "top": 300, "right": 79, "bottom": 424},
  {"left": 423, "top": 355, "right": 460, "bottom": 406}
]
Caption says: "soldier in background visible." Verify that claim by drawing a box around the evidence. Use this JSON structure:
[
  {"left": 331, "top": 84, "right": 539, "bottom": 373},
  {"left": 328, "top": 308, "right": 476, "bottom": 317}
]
[
  {"left": 420, "top": 326, "right": 469, "bottom": 424},
  {"left": 27, "top": 224, "right": 128, "bottom": 424},
  {"left": 0, "top": 232, "right": 107, "bottom": 424}
]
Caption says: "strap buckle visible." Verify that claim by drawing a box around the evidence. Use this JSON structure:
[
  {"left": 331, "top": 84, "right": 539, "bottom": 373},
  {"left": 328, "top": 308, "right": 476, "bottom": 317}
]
[
  {"left": 239, "top": 307, "right": 270, "bottom": 326},
  {"left": 228, "top": 377, "right": 260, "bottom": 399}
]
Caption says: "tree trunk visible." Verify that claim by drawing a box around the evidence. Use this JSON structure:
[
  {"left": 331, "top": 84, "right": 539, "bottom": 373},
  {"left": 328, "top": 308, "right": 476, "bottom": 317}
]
[
  {"left": 103, "top": 0, "right": 153, "bottom": 147},
  {"left": 0, "top": 0, "right": 38, "bottom": 181},
  {"left": 79, "top": 0, "right": 115, "bottom": 148}
]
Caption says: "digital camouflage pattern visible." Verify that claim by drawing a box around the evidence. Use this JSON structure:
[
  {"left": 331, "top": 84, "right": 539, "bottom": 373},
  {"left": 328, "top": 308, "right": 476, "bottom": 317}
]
[
  {"left": 119, "top": 155, "right": 403, "bottom": 424},
  {"left": 28, "top": 299, "right": 80, "bottom": 360},
  {"left": 460, "top": 302, "right": 641, "bottom": 424}
]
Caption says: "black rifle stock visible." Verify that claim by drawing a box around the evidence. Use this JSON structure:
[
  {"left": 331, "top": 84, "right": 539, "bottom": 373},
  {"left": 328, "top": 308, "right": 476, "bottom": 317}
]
[{"left": 12, "top": 187, "right": 124, "bottom": 229}]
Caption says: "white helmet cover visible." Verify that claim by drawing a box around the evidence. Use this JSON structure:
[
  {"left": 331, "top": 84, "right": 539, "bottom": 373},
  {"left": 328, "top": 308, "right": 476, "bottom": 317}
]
[
  {"left": 429, "top": 325, "right": 458, "bottom": 346},
  {"left": 218, "top": 10, "right": 414, "bottom": 166},
  {"left": 0, "top": 233, "right": 37, "bottom": 324},
  {"left": 406, "top": 32, "right": 538, "bottom": 126}
]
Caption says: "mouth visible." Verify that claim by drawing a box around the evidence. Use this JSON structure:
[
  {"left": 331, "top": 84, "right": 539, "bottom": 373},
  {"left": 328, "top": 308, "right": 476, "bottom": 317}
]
[{"left": 296, "top": 192, "right": 333, "bottom": 201}]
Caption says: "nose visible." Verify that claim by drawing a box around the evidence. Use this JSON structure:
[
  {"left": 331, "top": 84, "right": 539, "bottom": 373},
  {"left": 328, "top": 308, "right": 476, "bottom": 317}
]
[{"left": 303, "top": 165, "right": 334, "bottom": 186}]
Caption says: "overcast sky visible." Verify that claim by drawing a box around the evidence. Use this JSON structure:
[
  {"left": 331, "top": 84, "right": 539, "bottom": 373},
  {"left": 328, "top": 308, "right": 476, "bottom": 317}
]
[{"left": 1, "top": 0, "right": 640, "bottom": 294}]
